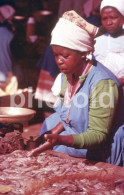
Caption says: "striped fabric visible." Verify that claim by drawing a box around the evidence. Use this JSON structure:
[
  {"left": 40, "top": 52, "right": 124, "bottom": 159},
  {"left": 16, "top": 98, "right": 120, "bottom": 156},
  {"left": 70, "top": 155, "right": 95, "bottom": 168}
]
[{"left": 35, "top": 70, "right": 56, "bottom": 103}]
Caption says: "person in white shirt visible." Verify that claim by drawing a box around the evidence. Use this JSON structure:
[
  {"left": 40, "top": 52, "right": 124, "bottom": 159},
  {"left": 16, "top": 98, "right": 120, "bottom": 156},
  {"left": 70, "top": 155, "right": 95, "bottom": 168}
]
[{"left": 94, "top": 0, "right": 124, "bottom": 85}]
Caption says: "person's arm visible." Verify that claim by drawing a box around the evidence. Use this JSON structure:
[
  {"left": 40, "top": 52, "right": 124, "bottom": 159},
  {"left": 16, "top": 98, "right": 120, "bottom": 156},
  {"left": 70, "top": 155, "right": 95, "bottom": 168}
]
[
  {"left": 28, "top": 122, "right": 65, "bottom": 156},
  {"left": 72, "top": 79, "right": 119, "bottom": 149},
  {"left": 44, "top": 80, "right": 119, "bottom": 150},
  {"left": 44, "top": 134, "right": 74, "bottom": 147},
  {"left": 29, "top": 79, "right": 119, "bottom": 156}
]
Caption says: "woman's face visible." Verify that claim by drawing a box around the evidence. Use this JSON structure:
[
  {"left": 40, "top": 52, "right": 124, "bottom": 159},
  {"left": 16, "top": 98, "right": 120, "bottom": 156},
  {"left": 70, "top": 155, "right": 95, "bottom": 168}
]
[
  {"left": 101, "top": 7, "right": 124, "bottom": 36},
  {"left": 52, "top": 45, "right": 84, "bottom": 75}
]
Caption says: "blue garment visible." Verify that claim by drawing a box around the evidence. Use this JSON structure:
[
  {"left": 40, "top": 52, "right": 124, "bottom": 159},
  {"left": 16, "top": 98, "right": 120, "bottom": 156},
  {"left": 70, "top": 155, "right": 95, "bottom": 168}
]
[
  {"left": 84, "top": 14, "right": 101, "bottom": 27},
  {"left": 40, "top": 62, "right": 124, "bottom": 166},
  {"left": 0, "top": 26, "right": 14, "bottom": 82}
]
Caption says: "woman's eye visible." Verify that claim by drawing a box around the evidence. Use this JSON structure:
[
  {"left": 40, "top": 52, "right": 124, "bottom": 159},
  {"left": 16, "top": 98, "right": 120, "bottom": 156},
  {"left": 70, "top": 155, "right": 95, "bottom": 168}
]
[
  {"left": 64, "top": 55, "right": 69, "bottom": 58},
  {"left": 111, "top": 16, "right": 118, "bottom": 19},
  {"left": 102, "top": 17, "right": 107, "bottom": 20},
  {"left": 54, "top": 54, "right": 58, "bottom": 57}
]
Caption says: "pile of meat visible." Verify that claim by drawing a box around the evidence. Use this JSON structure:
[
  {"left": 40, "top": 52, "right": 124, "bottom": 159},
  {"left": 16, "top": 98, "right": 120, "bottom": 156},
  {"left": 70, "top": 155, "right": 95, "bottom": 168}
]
[
  {"left": 0, "top": 133, "right": 24, "bottom": 154},
  {"left": 0, "top": 150, "right": 123, "bottom": 194}
]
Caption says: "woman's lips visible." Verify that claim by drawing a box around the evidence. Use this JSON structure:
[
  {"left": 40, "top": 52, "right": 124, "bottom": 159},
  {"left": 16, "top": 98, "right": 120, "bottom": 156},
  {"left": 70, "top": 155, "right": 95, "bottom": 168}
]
[
  {"left": 106, "top": 27, "right": 115, "bottom": 32},
  {"left": 59, "top": 67, "right": 67, "bottom": 71}
]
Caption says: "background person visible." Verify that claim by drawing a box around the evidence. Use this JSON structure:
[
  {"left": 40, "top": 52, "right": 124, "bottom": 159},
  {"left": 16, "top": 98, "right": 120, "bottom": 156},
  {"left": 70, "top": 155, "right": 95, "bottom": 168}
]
[
  {"left": 0, "top": 4, "right": 18, "bottom": 95},
  {"left": 94, "top": 0, "right": 124, "bottom": 86},
  {"left": 58, "top": 0, "right": 86, "bottom": 17},
  {"left": 29, "top": 10, "right": 124, "bottom": 166}
]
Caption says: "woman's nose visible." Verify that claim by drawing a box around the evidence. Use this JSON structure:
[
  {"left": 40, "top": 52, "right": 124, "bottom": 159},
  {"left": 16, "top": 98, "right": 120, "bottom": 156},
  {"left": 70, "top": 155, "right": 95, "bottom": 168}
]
[
  {"left": 107, "top": 19, "right": 112, "bottom": 25},
  {"left": 57, "top": 58, "right": 63, "bottom": 65}
]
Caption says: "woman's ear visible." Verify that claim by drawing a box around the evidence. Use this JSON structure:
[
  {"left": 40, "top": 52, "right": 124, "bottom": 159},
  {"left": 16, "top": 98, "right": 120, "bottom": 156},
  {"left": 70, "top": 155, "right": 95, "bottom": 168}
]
[
  {"left": 86, "top": 52, "right": 93, "bottom": 61},
  {"left": 81, "top": 55, "right": 85, "bottom": 59},
  {"left": 81, "top": 52, "right": 88, "bottom": 60}
]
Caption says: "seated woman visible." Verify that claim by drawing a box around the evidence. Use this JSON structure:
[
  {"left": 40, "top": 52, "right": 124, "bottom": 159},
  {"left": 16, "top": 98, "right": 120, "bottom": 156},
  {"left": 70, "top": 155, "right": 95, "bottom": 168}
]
[
  {"left": 29, "top": 10, "right": 124, "bottom": 167},
  {"left": 94, "top": 0, "right": 124, "bottom": 86}
]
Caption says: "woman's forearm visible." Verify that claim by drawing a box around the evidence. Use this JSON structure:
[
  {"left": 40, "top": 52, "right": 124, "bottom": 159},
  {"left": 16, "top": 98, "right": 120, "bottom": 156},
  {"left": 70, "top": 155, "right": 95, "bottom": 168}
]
[
  {"left": 44, "top": 134, "right": 74, "bottom": 147},
  {"left": 51, "top": 121, "right": 64, "bottom": 134}
]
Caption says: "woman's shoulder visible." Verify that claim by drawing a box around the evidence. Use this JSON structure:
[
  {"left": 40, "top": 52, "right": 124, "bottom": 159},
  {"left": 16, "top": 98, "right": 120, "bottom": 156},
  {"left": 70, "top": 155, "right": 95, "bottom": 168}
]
[
  {"left": 95, "top": 33, "right": 108, "bottom": 41},
  {"left": 91, "top": 61, "right": 119, "bottom": 85},
  {"left": 95, "top": 33, "right": 124, "bottom": 41},
  {"left": 94, "top": 34, "right": 108, "bottom": 52}
]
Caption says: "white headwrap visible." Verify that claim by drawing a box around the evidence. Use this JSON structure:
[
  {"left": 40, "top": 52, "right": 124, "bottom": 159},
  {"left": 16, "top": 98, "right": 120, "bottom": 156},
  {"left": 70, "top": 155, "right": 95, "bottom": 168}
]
[
  {"left": 0, "top": 5, "right": 15, "bottom": 23},
  {"left": 50, "top": 11, "right": 94, "bottom": 53},
  {"left": 100, "top": 0, "right": 124, "bottom": 16}
]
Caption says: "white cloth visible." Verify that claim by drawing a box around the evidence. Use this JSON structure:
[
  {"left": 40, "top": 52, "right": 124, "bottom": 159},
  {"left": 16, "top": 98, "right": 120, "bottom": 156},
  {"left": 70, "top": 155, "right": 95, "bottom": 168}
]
[
  {"left": 100, "top": 0, "right": 124, "bottom": 16},
  {"left": 0, "top": 5, "right": 15, "bottom": 23},
  {"left": 51, "top": 18, "right": 94, "bottom": 52},
  {"left": 94, "top": 34, "right": 124, "bottom": 78},
  {"left": 51, "top": 73, "right": 62, "bottom": 96}
]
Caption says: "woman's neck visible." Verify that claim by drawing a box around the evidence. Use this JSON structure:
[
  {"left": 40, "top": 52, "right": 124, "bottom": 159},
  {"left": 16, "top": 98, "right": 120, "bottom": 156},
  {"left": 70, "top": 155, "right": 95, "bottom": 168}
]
[
  {"left": 67, "top": 74, "right": 79, "bottom": 86},
  {"left": 67, "top": 60, "right": 87, "bottom": 85},
  {"left": 110, "top": 28, "right": 124, "bottom": 38}
]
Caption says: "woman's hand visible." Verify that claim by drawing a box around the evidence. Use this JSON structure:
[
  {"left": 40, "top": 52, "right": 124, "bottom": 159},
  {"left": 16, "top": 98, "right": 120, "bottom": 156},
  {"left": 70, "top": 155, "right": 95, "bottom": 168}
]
[
  {"left": 28, "top": 134, "right": 74, "bottom": 157},
  {"left": 27, "top": 135, "right": 60, "bottom": 157},
  {"left": 27, "top": 141, "right": 53, "bottom": 157},
  {"left": 44, "top": 134, "right": 60, "bottom": 146},
  {"left": 44, "top": 134, "right": 74, "bottom": 147}
]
